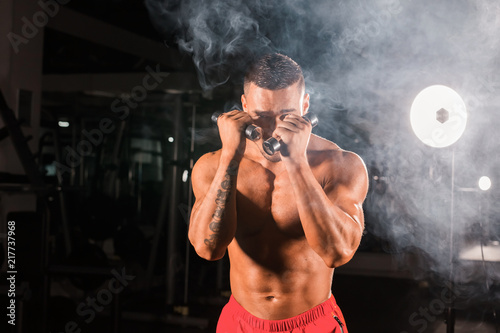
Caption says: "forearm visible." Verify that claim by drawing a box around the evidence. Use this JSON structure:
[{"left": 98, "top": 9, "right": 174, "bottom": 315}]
[
  {"left": 189, "top": 153, "right": 240, "bottom": 260},
  {"left": 286, "top": 161, "right": 363, "bottom": 267}
]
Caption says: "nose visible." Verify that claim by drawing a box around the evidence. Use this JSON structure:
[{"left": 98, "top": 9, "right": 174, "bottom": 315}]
[
  {"left": 268, "top": 114, "right": 288, "bottom": 134},
  {"left": 257, "top": 116, "right": 277, "bottom": 139},
  {"left": 270, "top": 116, "right": 284, "bottom": 137}
]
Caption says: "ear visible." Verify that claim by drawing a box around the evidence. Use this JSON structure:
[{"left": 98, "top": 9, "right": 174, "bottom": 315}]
[
  {"left": 241, "top": 94, "right": 248, "bottom": 112},
  {"left": 302, "top": 93, "right": 310, "bottom": 115}
]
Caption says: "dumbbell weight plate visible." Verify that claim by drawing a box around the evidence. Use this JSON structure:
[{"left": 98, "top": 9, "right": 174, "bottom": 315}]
[
  {"left": 263, "top": 112, "right": 318, "bottom": 155},
  {"left": 211, "top": 112, "right": 261, "bottom": 141}
]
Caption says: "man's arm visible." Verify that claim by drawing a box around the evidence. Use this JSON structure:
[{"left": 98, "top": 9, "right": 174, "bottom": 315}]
[
  {"left": 273, "top": 113, "right": 368, "bottom": 268},
  {"left": 286, "top": 151, "right": 368, "bottom": 268},
  {"left": 188, "top": 110, "right": 251, "bottom": 261},
  {"left": 188, "top": 151, "right": 240, "bottom": 261}
]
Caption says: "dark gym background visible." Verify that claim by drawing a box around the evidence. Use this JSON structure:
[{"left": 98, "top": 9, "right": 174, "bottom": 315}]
[{"left": 1, "top": 1, "right": 499, "bottom": 332}]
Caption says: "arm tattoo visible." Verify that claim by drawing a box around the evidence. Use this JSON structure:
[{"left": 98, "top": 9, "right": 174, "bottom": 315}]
[{"left": 204, "top": 160, "right": 238, "bottom": 248}]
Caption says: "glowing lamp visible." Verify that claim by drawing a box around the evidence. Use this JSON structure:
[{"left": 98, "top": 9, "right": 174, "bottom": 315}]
[
  {"left": 410, "top": 85, "right": 467, "bottom": 148},
  {"left": 478, "top": 176, "right": 492, "bottom": 191},
  {"left": 409, "top": 85, "right": 469, "bottom": 332}
]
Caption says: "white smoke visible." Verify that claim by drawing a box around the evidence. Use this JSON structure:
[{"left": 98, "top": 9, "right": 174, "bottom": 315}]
[{"left": 146, "top": 0, "right": 500, "bottom": 307}]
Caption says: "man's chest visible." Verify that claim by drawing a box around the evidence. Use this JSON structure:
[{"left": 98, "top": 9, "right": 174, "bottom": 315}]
[{"left": 234, "top": 164, "right": 309, "bottom": 237}]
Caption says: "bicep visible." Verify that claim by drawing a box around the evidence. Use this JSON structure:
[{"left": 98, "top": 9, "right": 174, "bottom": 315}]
[
  {"left": 324, "top": 152, "right": 369, "bottom": 229},
  {"left": 191, "top": 153, "right": 218, "bottom": 207}
]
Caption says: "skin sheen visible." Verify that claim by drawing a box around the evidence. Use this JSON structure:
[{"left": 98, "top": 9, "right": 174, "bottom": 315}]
[{"left": 189, "top": 81, "right": 369, "bottom": 320}]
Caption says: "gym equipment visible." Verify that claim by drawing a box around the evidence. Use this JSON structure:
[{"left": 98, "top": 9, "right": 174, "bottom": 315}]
[
  {"left": 0, "top": 242, "right": 4, "bottom": 267},
  {"left": 141, "top": 100, "right": 209, "bottom": 330},
  {"left": 211, "top": 111, "right": 261, "bottom": 141},
  {"left": 263, "top": 112, "right": 319, "bottom": 155},
  {"left": 0, "top": 92, "right": 45, "bottom": 189}
]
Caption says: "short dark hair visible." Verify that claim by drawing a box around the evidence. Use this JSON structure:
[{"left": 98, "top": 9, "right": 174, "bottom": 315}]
[{"left": 243, "top": 53, "right": 304, "bottom": 94}]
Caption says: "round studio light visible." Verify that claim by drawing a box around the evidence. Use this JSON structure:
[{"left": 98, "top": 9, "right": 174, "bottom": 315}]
[
  {"left": 478, "top": 176, "right": 492, "bottom": 191},
  {"left": 410, "top": 85, "right": 467, "bottom": 148}
]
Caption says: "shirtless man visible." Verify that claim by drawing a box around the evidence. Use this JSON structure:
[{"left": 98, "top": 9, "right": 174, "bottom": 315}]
[{"left": 189, "top": 53, "right": 368, "bottom": 332}]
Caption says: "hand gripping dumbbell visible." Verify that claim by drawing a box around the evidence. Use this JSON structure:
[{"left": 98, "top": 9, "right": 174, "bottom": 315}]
[
  {"left": 263, "top": 112, "right": 319, "bottom": 155},
  {"left": 211, "top": 111, "right": 262, "bottom": 141}
]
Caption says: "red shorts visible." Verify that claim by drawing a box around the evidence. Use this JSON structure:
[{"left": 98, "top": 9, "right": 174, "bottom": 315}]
[{"left": 216, "top": 294, "right": 348, "bottom": 333}]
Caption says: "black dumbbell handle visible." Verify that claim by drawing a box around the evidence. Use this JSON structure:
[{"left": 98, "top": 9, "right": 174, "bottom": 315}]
[
  {"left": 263, "top": 112, "right": 319, "bottom": 155},
  {"left": 211, "top": 112, "right": 261, "bottom": 141}
]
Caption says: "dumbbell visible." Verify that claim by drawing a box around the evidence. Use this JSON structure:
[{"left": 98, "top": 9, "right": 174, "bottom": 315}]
[
  {"left": 211, "top": 111, "right": 261, "bottom": 141},
  {"left": 263, "top": 112, "right": 319, "bottom": 155}
]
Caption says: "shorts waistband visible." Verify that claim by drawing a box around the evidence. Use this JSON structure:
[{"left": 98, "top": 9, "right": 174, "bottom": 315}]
[{"left": 226, "top": 294, "right": 339, "bottom": 332}]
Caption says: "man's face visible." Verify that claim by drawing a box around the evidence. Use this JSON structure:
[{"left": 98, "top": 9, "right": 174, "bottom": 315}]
[{"left": 242, "top": 81, "right": 310, "bottom": 162}]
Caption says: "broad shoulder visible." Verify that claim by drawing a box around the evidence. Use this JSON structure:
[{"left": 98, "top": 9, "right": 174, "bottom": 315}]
[
  {"left": 194, "top": 150, "right": 221, "bottom": 168},
  {"left": 192, "top": 150, "right": 221, "bottom": 183},
  {"left": 308, "top": 134, "right": 341, "bottom": 152},
  {"left": 308, "top": 135, "right": 367, "bottom": 184}
]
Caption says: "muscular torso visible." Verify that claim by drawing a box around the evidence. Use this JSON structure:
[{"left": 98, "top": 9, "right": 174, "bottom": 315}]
[{"left": 226, "top": 136, "right": 338, "bottom": 320}]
